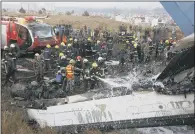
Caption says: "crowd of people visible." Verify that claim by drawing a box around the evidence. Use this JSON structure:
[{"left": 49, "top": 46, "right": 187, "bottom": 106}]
[{"left": 2, "top": 24, "right": 178, "bottom": 98}]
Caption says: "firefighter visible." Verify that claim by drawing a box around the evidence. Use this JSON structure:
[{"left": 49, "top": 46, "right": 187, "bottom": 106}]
[
  {"left": 2, "top": 46, "right": 9, "bottom": 60},
  {"left": 66, "top": 44, "right": 74, "bottom": 62},
  {"left": 85, "top": 37, "right": 93, "bottom": 59},
  {"left": 118, "top": 48, "right": 127, "bottom": 66},
  {"left": 59, "top": 55, "right": 68, "bottom": 69},
  {"left": 73, "top": 38, "right": 80, "bottom": 57},
  {"left": 100, "top": 45, "right": 107, "bottom": 60},
  {"left": 92, "top": 40, "right": 101, "bottom": 60},
  {"left": 43, "top": 44, "right": 52, "bottom": 72},
  {"left": 107, "top": 39, "right": 113, "bottom": 60},
  {"left": 3, "top": 52, "right": 17, "bottom": 86},
  {"left": 82, "top": 58, "right": 91, "bottom": 90},
  {"left": 52, "top": 45, "right": 60, "bottom": 60},
  {"left": 2, "top": 46, "right": 10, "bottom": 74},
  {"left": 89, "top": 62, "right": 101, "bottom": 89},
  {"left": 74, "top": 56, "right": 83, "bottom": 86},
  {"left": 59, "top": 42, "right": 66, "bottom": 54},
  {"left": 97, "top": 57, "right": 107, "bottom": 77},
  {"left": 9, "top": 44, "right": 20, "bottom": 69},
  {"left": 65, "top": 59, "right": 75, "bottom": 95},
  {"left": 33, "top": 53, "right": 44, "bottom": 82}
]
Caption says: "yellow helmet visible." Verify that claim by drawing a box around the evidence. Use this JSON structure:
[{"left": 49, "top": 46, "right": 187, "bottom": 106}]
[
  {"left": 46, "top": 44, "right": 51, "bottom": 48},
  {"left": 69, "top": 59, "right": 75, "bottom": 64},
  {"left": 92, "top": 62, "right": 98, "bottom": 68},
  {"left": 61, "top": 42, "right": 65, "bottom": 46},
  {"left": 69, "top": 38, "right": 73, "bottom": 41},
  {"left": 55, "top": 45, "right": 59, "bottom": 49},
  {"left": 134, "top": 43, "right": 138, "bottom": 48},
  {"left": 132, "top": 41, "right": 135, "bottom": 44},
  {"left": 126, "top": 40, "right": 129, "bottom": 43},
  {"left": 88, "top": 37, "right": 91, "bottom": 41},
  {"left": 68, "top": 44, "right": 72, "bottom": 47},
  {"left": 59, "top": 53, "right": 64, "bottom": 57},
  {"left": 165, "top": 40, "right": 169, "bottom": 44}
]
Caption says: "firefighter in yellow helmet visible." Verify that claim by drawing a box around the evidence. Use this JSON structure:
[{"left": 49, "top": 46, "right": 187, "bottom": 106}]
[
  {"left": 60, "top": 42, "right": 66, "bottom": 54},
  {"left": 43, "top": 44, "right": 52, "bottom": 71},
  {"left": 89, "top": 62, "right": 101, "bottom": 89},
  {"left": 66, "top": 43, "right": 74, "bottom": 61},
  {"left": 59, "top": 52, "right": 64, "bottom": 58},
  {"left": 65, "top": 59, "right": 75, "bottom": 94}
]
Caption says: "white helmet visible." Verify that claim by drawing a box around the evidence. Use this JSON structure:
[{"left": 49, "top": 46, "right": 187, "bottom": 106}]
[
  {"left": 97, "top": 40, "right": 100, "bottom": 44},
  {"left": 4, "top": 46, "right": 8, "bottom": 50},
  {"left": 98, "top": 57, "right": 103, "bottom": 61},
  {"left": 61, "top": 55, "right": 66, "bottom": 59},
  {"left": 35, "top": 53, "right": 39, "bottom": 57},
  {"left": 10, "top": 44, "right": 15, "bottom": 48},
  {"left": 74, "top": 39, "right": 77, "bottom": 42},
  {"left": 83, "top": 59, "right": 88, "bottom": 63}
]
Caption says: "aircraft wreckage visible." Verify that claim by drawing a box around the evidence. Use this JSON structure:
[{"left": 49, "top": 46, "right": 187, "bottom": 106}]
[{"left": 26, "top": 33, "right": 195, "bottom": 132}]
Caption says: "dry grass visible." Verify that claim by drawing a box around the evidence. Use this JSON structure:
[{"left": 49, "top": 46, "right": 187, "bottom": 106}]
[{"left": 2, "top": 111, "right": 57, "bottom": 134}]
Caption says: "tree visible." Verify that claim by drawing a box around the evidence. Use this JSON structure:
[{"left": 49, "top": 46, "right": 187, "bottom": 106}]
[
  {"left": 39, "top": 10, "right": 43, "bottom": 14},
  {"left": 19, "top": 7, "right": 26, "bottom": 14},
  {"left": 71, "top": 10, "right": 74, "bottom": 14},
  {"left": 66, "top": 11, "right": 71, "bottom": 15},
  {"left": 83, "top": 11, "right": 89, "bottom": 16}
]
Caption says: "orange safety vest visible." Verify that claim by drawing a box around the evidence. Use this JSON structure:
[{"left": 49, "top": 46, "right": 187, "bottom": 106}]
[{"left": 66, "top": 64, "right": 74, "bottom": 80}]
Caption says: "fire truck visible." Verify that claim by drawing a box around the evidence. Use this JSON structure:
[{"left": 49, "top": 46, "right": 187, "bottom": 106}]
[{"left": 1, "top": 16, "right": 59, "bottom": 54}]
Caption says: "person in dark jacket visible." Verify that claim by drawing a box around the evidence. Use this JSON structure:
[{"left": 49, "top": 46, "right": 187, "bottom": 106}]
[
  {"left": 74, "top": 56, "right": 83, "bottom": 86},
  {"left": 43, "top": 44, "right": 52, "bottom": 71},
  {"left": 118, "top": 48, "right": 127, "bottom": 66},
  {"left": 33, "top": 53, "right": 44, "bottom": 82},
  {"left": 73, "top": 39, "right": 80, "bottom": 57},
  {"left": 107, "top": 39, "right": 113, "bottom": 60},
  {"left": 3, "top": 52, "right": 17, "bottom": 86}
]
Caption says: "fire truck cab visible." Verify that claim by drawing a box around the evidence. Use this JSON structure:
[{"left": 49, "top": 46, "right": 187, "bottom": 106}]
[{"left": 1, "top": 16, "right": 59, "bottom": 54}]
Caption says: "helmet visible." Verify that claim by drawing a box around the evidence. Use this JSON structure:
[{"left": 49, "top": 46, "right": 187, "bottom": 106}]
[
  {"left": 92, "top": 62, "right": 98, "bottom": 68},
  {"left": 135, "top": 38, "right": 138, "bottom": 41},
  {"left": 165, "top": 40, "right": 169, "bottom": 44},
  {"left": 61, "top": 42, "right": 65, "bottom": 46},
  {"left": 77, "top": 56, "right": 81, "bottom": 61},
  {"left": 4, "top": 46, "right": 8, "bottom": 50},
  {"left": 69, "top": 59, "right": 75, "bottom": 64},
  {"left": 59, "top": 53, "right": 64, "bottom": 57},
  {"left": 131, "top": 41, "right": 135, "bottom": 44},
  {"left": 74, "top": 39, "right": 77, "bottom": 42},
  {"left": 83, "top": 59, "right": 88, "bottom": 63},
  {"left": 134, "top": 43, "right": 138, "bottom": 48},
  {"left": 126, "top": 40, "right": 129, "bottom": 43},
  {"left": 98, "top": 57, "right": 103, "bottom": 61},
  {"left": 169, "top": 37, "right": 172, "bottom": 40},
  {"left": 55, "top": 45, "right": 59, "bottom": 49},
  {"left": 97, "top": 40, "right": 100, "bottom": 44},
  {"left": 69, "top": 38, "right": 73, "bottom": 41},
  {"left": 173, "top": 42, "right": 176, "bottom": 45},
  {"left": 57, "top": 70, "right": 61, "bottom": 74},
  {"left": 68, "top": 44, "right": 72, "bottom": 47},
  {"left": 10, "top": 44, "right": 15, "bottom": 48},
  {"left": 46, "top": 44, "right": 51, "bottom": 48},
  {"left": 35, "top": 53, "right": 39, "bottom": 57},
  {"left": 88, "top": 37, "right": 91, "bottom": 41},
  {"left": 61, "top": 56, "right": 66, "bottom": 59}
]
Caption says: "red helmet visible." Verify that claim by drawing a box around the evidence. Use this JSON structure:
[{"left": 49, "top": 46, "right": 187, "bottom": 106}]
[{"left": 77, "top": 56, "right": 81, "bottom": 61}]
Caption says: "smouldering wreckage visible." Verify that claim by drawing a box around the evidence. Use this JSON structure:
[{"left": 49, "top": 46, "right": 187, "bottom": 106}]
[{"left": 5, "top": 34, "right": 193, "bottom": 131}]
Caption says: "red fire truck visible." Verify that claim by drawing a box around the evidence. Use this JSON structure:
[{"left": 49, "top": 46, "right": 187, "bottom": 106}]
[{"left": 1, "top": 16, "right": 59, "bottom": 54}]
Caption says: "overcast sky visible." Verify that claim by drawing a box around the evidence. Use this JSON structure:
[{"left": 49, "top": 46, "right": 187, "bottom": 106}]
[{"left": 2, "top": 2, "right": 163, "bottom": 9}]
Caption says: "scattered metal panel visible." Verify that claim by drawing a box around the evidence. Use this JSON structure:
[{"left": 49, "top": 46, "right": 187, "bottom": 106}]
[
  {"left": 27, "top": 92, "right": 194, "bottom": 128},
  {"left": 160, "top": 2, "right": 194, "bottom": 36}
]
